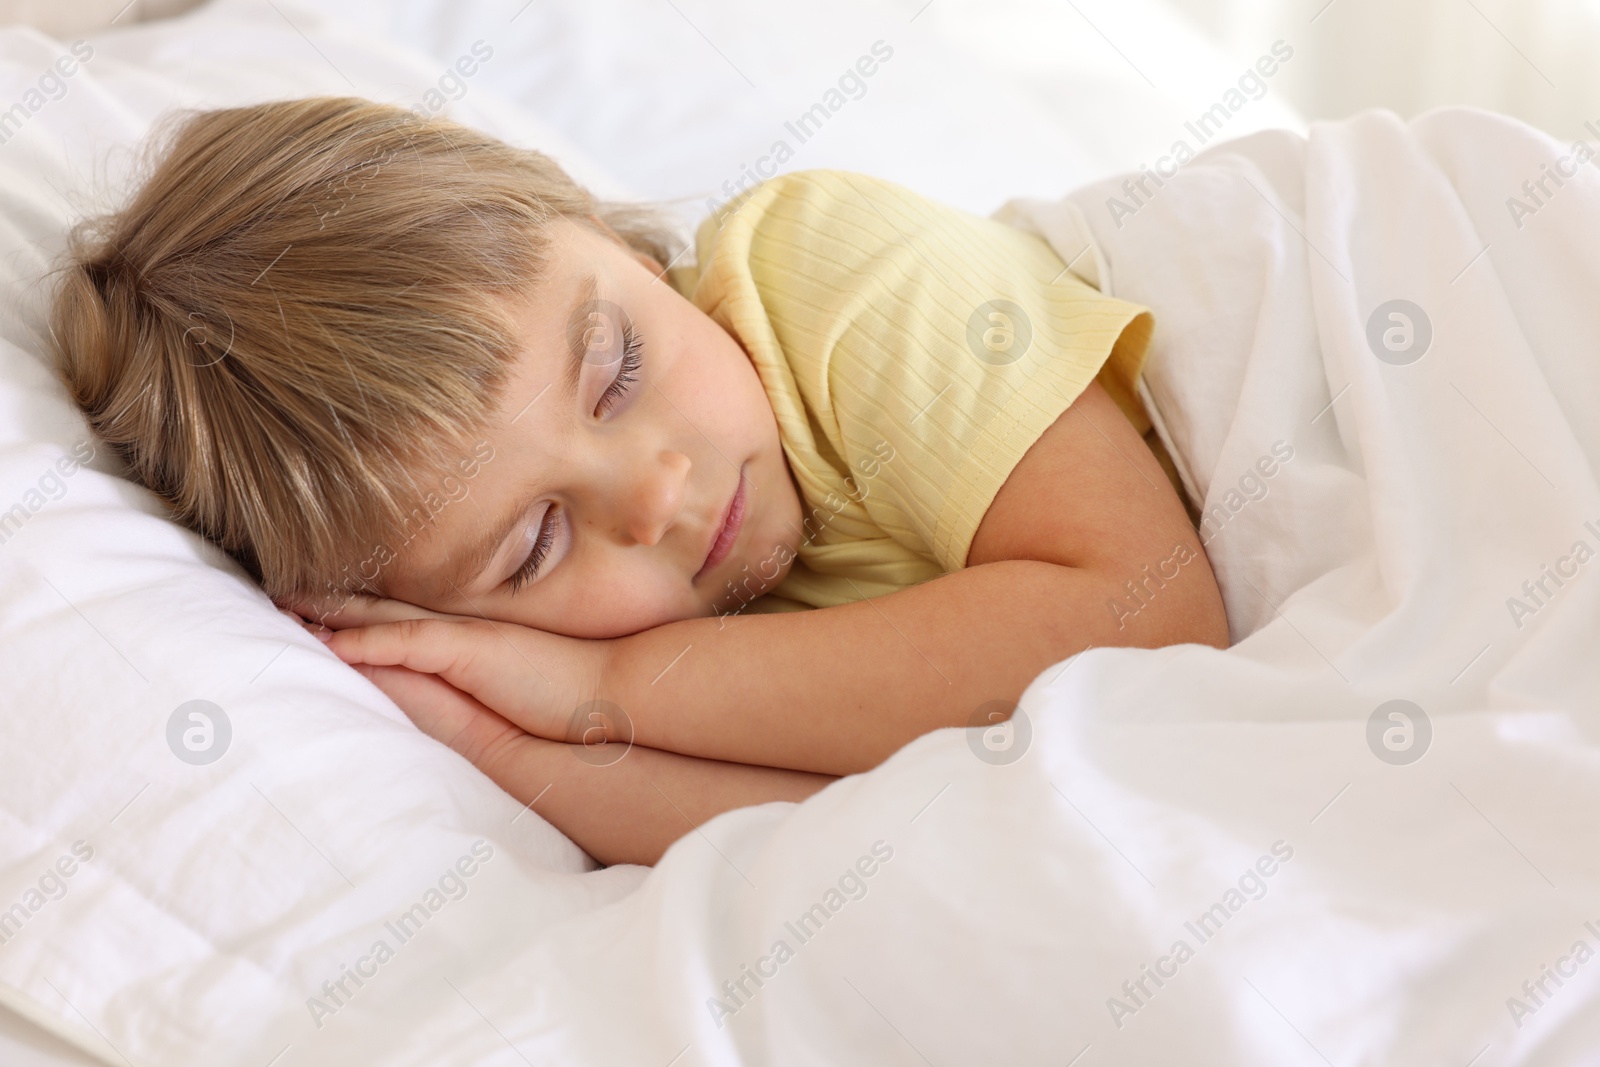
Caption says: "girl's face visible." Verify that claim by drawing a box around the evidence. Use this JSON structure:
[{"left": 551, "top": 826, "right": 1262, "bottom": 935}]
[{"left": 384, "top": 216, "right": 805, "bottom": 639}]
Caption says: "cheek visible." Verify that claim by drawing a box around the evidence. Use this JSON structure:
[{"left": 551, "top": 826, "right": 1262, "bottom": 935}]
[
  {"left": 682, "top": 321, "right": 764, "bottom": 432},
  {"left": 522, "top": 557, "right": 695, "bottom": 638}
]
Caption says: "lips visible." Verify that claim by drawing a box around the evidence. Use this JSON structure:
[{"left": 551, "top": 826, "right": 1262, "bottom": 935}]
[{"left": 695, "top": 464, "right": 747, "bottom": 580}]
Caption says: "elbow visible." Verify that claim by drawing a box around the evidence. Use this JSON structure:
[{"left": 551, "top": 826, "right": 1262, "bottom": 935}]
[
  {"left": 1166, "top": 583, "right": 1231, "bottom": 650},
  {"left": 1092, "top": 548, "right": 1231, "bottom": 651}
]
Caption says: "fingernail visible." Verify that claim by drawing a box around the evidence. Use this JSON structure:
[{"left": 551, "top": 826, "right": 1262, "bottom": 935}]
[{"left": 315, "top": 627, "right": 333, "bottom": 643}]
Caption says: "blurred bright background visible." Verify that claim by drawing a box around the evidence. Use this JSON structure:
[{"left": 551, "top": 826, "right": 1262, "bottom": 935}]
[
  {"left": 5, "top": 0, "right": 1600, "bottom": 213},
  {"left": 7, "top": 0, "right": 1600, "bottom": 143},
  {"left": 1160, "top": 0, "right": 1600, "bottom": 141},
  {"left": 10, "top": 0, "right": 1600, "bottom": 140}
]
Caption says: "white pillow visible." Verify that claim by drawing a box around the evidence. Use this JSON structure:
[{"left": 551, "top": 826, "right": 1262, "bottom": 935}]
[{"left": 0, "top": 4, "right": 647, "bottom": 1063}]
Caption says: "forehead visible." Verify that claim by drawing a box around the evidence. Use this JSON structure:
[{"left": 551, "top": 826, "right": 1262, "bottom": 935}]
[{"left": 502, "top": 218, "right": 627, "bottom": 365}]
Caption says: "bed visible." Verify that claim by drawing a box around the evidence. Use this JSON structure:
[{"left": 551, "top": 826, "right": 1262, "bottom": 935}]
[{"left": 11, "top": 1, "right": 1600, "bottom": 1065}]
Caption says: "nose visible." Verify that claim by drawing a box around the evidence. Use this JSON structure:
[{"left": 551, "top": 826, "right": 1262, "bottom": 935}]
[{"left": 620, "top": 448, "right": 691, "bottom": 547}]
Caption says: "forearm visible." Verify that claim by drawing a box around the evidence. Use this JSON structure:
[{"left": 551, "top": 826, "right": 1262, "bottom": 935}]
[
  {"left": 605, "top": 559, "right": 1222, "bottom": 776},
  {"left": 481, "top": 733, "right": 835, "bottom": 867}
]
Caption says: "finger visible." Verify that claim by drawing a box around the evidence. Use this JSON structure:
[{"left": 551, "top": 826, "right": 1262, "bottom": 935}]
[
  {"left": 363, "top": 663, "right": 497, "bottom": 744},
  {"left": 276, "top": 595, "right": 331, "bottom": 621},
  {"left": 325, "top": 618, "right": 518, "bottom": 708},
  {"left": 292, "top": 592, "right": 466, "bottom": 631},
  {"left": 325, "top": 619, "right": 565, "bottom": 740},
  {"left": 362, "top": 665, "right": 539, "bottom": 780},
  {"left": 277, "top": 606, "right": 333, "bottom": 642},
  {"left": 325, "top": 617, "right": 476, "bottom": 671}
]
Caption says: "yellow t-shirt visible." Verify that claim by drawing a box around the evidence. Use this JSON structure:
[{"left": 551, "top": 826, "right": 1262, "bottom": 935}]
[{"left": 672, "top": 169, "right": 1155, "bottom": 613}]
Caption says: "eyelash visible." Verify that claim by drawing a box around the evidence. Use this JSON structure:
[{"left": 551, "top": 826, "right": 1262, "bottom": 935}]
[
  {"left": 508, "top": 516, "right": 557, "bottom": 594},
  {"left": 507, "top": 321, "right": 644, "bottom": 593},
  {"left": 596, "top": 321, "right": 644, "bottom": 416}
]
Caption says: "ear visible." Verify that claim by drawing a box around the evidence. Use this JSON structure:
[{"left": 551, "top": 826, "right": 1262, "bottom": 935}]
[{"left": 587, "top": 214, "right": 665, "bottom": 278}]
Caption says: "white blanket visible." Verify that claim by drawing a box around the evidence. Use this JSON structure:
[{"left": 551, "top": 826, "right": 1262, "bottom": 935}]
[{"left": 439, "top": 107, "right": 1600, "bottom": 1064}]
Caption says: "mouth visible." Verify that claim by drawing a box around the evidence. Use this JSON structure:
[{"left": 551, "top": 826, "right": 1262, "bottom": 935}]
[{"left": 695, "top": 463, "right": 747, "bottom": 581}]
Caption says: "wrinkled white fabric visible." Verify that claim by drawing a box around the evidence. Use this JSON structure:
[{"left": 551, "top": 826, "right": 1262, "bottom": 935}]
[{"left": 499, "top": 107, "right": 1600, "bottom": 1065}]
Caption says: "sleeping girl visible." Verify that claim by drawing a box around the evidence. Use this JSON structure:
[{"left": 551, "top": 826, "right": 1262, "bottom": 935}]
[{"left": 49, "top": 97, "right": 1229, "bottom": 866}]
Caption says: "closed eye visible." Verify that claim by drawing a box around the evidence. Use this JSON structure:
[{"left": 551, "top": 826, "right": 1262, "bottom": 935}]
[
  {"left": 596, "top": 321, "right": 643, "bottom": 416},
  {"left": 508, "top": 507, "right": 558, "bottom": 594},
  {"left": 506, "top": 319, "right": 644, "bottom": 595}
]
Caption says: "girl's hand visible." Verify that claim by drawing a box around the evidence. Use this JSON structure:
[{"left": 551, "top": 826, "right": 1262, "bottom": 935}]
[
  {"left": 278, "top": 591, "right": 472, "bottom": 634},
  {"left": 279, "top": 594, "right": 615, "bottom": 745},
  {"left": 354, "top": 661, "right": 529, "bottom": 772},
  {"left": 351, "top": 661, "right": 836, "bottom": 869}
]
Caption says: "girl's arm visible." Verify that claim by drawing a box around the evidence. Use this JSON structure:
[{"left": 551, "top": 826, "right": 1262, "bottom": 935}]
[
  {"left": 605, "top": 561, "right": 1209, "bottom": 776},
  {"left": 600, "top": 380, "right": 1229, "bottom": 776},
  {"left": 364, "top": 663, "right": 834, "bottom": 866}
]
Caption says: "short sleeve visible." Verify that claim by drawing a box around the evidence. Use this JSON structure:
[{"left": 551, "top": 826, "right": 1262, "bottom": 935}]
[{"left": 690, "top": 170, "right": 1154, "bottom": 592}]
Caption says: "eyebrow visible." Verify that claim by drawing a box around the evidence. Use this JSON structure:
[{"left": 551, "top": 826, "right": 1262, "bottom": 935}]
[
  {"left": 557, "top": 272, "right": 601, "bottom": 405},
  {"left": 429, "top": 272, "right": 600, "bottom": 600}
]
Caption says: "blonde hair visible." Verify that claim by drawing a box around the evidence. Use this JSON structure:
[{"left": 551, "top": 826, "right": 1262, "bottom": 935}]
[{"left": 48, "top": 96, "right": 685, "bottom": 606}]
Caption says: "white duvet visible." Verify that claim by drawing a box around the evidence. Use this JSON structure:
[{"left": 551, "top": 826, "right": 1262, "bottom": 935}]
[
  {"left": 476, "top": 107, "right": 1600, "bottom": 1066},
  {"left": 5, "top": 1, "right": 1600, "bottom": 1064}
]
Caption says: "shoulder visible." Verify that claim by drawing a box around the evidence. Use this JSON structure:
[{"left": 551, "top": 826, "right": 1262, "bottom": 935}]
[
  {"left": 707, "top": 168, "right": 912, "bottom": 222},
  {"left": 694, "top": 168, "right": 1075, "bottom": 317},
  {"left": 692, "top": 169, "right": 992, "bottom": 270}
]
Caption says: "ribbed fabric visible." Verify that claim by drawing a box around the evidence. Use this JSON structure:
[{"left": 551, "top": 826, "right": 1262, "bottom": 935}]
[{"left": 675, "top": 170, "right": 1155, "bottom": 611}]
